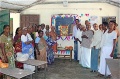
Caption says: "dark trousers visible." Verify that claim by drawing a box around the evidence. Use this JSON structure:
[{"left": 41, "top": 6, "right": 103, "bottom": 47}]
[{"left": 74, "top": 41, "right": 78, "bottom": 60}]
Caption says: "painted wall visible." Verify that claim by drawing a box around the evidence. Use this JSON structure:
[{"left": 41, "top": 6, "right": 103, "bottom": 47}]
[
  {"left": 21, "top": 3, "right": 119, "bottom": 25},
  {"left": 21, "top": 3, "right": 120, "bottom": 56},
  {"left": 10, "top": 13, "right": 20, "bottom": 37}
]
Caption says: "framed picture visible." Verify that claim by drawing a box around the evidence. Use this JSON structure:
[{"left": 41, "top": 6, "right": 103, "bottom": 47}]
[{"left": 60, "top": 26, "right": 68, "bottom": 36}]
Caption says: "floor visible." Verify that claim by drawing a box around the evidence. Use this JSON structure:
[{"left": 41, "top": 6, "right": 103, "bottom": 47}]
[{"left": 24, "top": 58, "right": 112, "bottom": 79}]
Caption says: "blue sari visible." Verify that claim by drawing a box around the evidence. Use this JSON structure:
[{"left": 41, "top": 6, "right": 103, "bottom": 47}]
[
  {"left": 44, "top": 36, "right": 54, "bottom": 64},
  {"left": 22, "top": 40, "right": 35, "bottom": 71}
]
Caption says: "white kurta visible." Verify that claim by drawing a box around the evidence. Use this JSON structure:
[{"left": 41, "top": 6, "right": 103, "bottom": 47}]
[
  {"left": 98, "top": 30, "right": 117, "bottom": 75},
  {"left": 76, "top": 29, "right": 82, "bottom": 61}
]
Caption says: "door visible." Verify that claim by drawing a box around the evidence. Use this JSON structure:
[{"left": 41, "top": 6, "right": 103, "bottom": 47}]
[{"left": 20, "top": 14, "right": 39, "bottom": 31}]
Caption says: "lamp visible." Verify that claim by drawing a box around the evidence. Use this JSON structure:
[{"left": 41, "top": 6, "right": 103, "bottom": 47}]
[{"left": 63, "top": 0, "right": 68, "bottom": 7}]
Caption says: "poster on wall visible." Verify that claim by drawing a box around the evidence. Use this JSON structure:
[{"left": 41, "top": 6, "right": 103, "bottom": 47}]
[
  {"left": 102, "top": 16, "right": 116, "bottom": 23},
  {"left": 89, "top": 16, "right": 98, "bottom": 26},
  {"left": 51, "top": 14, "right": 80, "bottom": 36}
]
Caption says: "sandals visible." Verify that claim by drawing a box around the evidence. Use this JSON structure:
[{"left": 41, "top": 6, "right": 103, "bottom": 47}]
[{"left": 95, "top": 74, "right": 104, "bottom": 78}]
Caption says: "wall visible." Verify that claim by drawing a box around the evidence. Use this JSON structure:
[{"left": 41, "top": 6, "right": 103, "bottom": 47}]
[
  {"left": 21, "top": 3, "right": 119, "bottom": 25},
  {"left": 10, "top": 13, "right": 20, "bottom": 37},
  {"left": 21, "top": 3, "right": 120, "bottom": 55}
]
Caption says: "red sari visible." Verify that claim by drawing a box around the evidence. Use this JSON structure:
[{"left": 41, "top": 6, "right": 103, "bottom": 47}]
[{"left": 14, "top": 34, "right": 23, "bottom": 68}]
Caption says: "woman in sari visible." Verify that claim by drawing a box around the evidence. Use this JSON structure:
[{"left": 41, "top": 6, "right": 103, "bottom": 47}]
[
  {"left": 13, "top": 27, "right": 23, "bottom": 68},
  {"left": 49, "top": 26, "right": 57, "bottom": 53},
  {"left": 35, "top": 30, "right": 47, "bottom": 68},
  {"left": 21, "top": 27, "right": 35, "bottom": 71},
  {"left": 44, "top": 31, "right": 54, "bottom": 64},
  {"left": 0, "top": 25, "right": 15, "bottom": 79}
]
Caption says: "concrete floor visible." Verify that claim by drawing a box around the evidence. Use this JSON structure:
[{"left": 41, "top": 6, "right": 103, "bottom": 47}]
[{"left": 24, "top": 58, "right": 111, "bottom": 79}]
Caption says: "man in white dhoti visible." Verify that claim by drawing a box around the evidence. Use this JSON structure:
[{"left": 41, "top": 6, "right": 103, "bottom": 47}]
[
  {"left": 75, "top": 24, "right": 83, "bottom": 63},
  {"left": 81, "top": 21, "right": 93, "bottom": 68},
  {"left": 98, "top": 21, "right": 117, "bottom": 77}
]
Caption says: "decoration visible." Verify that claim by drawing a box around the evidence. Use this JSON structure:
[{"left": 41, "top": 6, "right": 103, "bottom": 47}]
[
  {"left": 57, "top": 50, "right": 70, "bottom": 55},
  {"left": 60, "top": 26, "right": 68, "bottom": 36},
  {"left": 56, "top": 36, "right": 74, "bottom": 41},
  {"left": 51, "top": 14, "right": 80, "bottom": 26},
  {"left": 89, "top": 16, "right": 98, "bottom": 26}
]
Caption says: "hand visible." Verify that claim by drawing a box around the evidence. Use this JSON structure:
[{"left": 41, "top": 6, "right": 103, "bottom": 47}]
[
  {"left": 25, "top": 41, "right": 31, "bottom": 44},
  {"left": 2, "top": 55, "right": 8, "bottom": 63},
  {"left": 6, "top": 52, "right": 12, "bottom": 57},
  {"left": 76, "top": 38, "right": 79, "bottom": 41},
  {"left": 38, "top": 52, "right": 40, "bottom": 55},
  {"left": 110, "top": 51, "right": 114, "bottom": 57},
  {"left": 110, "top": 53, "right": 113, "bottom": 57}
]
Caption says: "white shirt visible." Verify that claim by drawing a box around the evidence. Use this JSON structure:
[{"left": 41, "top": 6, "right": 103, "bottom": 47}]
[
  {"left": 42, "top": 28, "right": 46, "bottom": 36},
  {"left": 91, "top": 30, "right": 102, "bottom": 49},
  {"left": 76, "top": 29, "right": 82, "bottom": 42},
  {"left": 101, "top": 30, "right": 117, "bottom": 47},
  {"left": 73, "top": 25, "right": 78, "bottom": 39},
  {"left": 21, "top": 33, "right": 33, "bottom": 42}
]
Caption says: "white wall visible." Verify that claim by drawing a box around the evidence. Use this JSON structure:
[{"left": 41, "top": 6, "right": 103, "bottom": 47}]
[
  {"left": 21, "top": 3, "right": 120, "bottom": 55},
  {"left": 21, "top": 3, "right": 119, "bottom": 25},
  {"left": 10, "top": 13, "right": 20, "bottom": 37}
]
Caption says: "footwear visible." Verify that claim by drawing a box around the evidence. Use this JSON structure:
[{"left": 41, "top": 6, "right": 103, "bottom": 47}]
[
  {"left": 90, "top": 70, "right": 96, "bottom": 72},
  {"left": 106, "top": 75, "right": 112, "bottom": 78},
  {"left": 37, "top": 68, "right": 41, "bottom": 71},
  {"left": 90, "top": 70, "right": 94, "bottom": 72},
  {"left": 95, "top": 74, "right": 104, "bottom": 78}
]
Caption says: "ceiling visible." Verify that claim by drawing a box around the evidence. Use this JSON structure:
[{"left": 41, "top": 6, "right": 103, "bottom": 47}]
[{"left": 0, "top": 0, "right": 120, "bottom": 12}]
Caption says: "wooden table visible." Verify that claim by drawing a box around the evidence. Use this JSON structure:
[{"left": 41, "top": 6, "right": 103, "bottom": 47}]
[
  {"left": 0, "top": 68, "right": 34, "bottom": 79},
  {"left": 19, "top": 59, "right": 47, "bottom": 79},
  {"left": 105, "top": 59, "right": 120, "bottom": 79},
  {"left": 56, "top": 47, "right": 72, "bottom": 61}
]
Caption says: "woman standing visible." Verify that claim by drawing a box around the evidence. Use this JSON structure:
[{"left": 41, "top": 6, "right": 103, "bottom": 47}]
[
  {"left": 0, "top": 25, "right": 15, "bottom": 68},
  {"left": 44, "top": 31, "right": 54, "bottom": 64},
  {"left": 35, "top": 30, "right": 47, "bottom": 68},
  {"left": 49, "top": 26, "right": 57, "bottom": 53},
  {"left": 0, "top": 25, "right": 15, "bottom": 79},
  {"left": 98, "top": 21, "right": 117, "bottom": 77},
  {"left": 13, "top": 27, "right": 23, "bottom": 68},
  {"left": 21, "top": 27, "right": 35, "bottom": 71}
]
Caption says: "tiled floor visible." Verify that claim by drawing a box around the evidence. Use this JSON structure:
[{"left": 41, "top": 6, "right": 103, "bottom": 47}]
[{"left": 24, "top": 59, "right": 112, "bottom": 79}]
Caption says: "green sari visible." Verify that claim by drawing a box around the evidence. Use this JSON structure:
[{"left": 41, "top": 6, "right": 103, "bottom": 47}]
[{"left": 0, "top": 34, "right": 15, "bottom": 68}]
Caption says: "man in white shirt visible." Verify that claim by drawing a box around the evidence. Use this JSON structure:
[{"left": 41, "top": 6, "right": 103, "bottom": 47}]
[
  {"left": 90, "top": 23, "right": 102, "bottom": 72},
  {"left": 76, "top": 24, "right": 83, "bottom": 62},
  {"left": 72, "top": 19, "right": 79, "bottom": 60}
]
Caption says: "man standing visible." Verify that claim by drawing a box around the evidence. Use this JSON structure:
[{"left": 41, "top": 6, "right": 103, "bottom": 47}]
[
  {"left": 81, "top": 23, "right": 93, "bottom": 68},
  {"left": 72, "top": 19, "right": 79, "bottom": 60},
  {"left": 90, "top": 23, "right": 102, "bottom": 72}
]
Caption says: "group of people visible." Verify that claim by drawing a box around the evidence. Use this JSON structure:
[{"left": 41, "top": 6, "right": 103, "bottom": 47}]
[
  {"left": 73, "top": 19, "right": 119, "bottom": 78},
  {"left": 0, "top": 24, "right": 57, "bottom": 76}
]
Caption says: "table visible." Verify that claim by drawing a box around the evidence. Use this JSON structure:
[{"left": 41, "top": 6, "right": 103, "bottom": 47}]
[
  {"left": 0, "top": 68, "right": 34, "bottom": 79},
  {"left": 105, "top": 59, "right": 120, "bottom": 79},
  {"left": 19, "top": 59, "right": 47, "bottom": 79},
  {"left": 56, "top": 47, "right": 72, "bottom": 61}
]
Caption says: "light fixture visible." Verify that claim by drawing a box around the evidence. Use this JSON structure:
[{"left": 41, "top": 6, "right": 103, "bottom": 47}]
[{"left": 63, "top": 0, "right": 68, "bottom": 7}]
